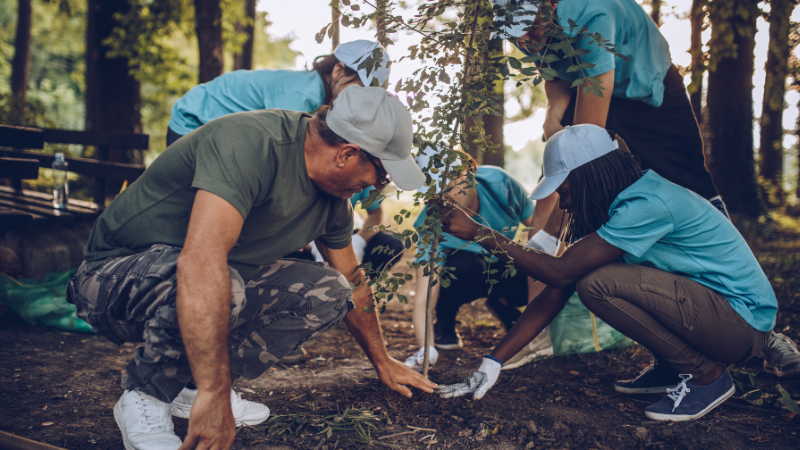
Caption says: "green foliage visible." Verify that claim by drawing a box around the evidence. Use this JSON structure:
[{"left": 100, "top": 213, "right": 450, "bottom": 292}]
[
  {"left": 325, "top": 0, "right": 618, "bottom": 311},
  {"left": 706, "top": 0, "right": 760, "bottom": 72},
  {"left": 264, "top": 402, "right": 380, "bottom": 439}
]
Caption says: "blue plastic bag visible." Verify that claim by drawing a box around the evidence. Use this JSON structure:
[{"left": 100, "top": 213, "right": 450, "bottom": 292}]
[
  {"left": 550, "top": 293, "right": 631, "bottom": 355},
  {"left": 0, "top": 270, "right": 95, "bottom": 334}
]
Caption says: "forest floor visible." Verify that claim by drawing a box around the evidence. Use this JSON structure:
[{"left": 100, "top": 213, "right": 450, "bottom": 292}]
[{"left": 1, "top": 216, "right": 800, "bottom": 450}]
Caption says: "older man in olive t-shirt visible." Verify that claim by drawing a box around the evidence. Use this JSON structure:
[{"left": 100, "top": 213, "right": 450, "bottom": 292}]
[{"left": 68, "top": 86, "right": 435, "bottom": 450}]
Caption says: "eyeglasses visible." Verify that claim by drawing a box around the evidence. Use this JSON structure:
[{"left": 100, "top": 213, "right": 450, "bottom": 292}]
[{"left": 363, "top": 151, "right": 392, "bottom": 186}]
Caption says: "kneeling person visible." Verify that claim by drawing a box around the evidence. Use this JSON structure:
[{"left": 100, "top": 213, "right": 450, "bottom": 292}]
[
  {"left": 68, "top": 86, "right": 435, "bottom": 450},
  {"left": 435, "top": 125, "right": 776, "bottom": 422}
]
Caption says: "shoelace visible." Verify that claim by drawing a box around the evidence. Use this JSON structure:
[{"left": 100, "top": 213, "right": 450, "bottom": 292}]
[
  {"left": 773, "top": 335, "right": 800, "bottom": 356},
  {"left": 666, "top": 373, "right": 693, "bottom": 412},
  {"left": 135, "top": 398, "right": 169, "bottom": 433}
]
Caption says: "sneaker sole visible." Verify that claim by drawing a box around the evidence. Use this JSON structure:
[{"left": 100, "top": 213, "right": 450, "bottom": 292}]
[
  {"left": 763, "top": 361, "right": 800, "bottom": 378},
  {"left": 644, "top": 384, "right": 735, "bottom": 422},
  {"left": 434, "top": 342, "right": 463, "bottom": 350},
  {"left": 503, "top": 348, "right": 553, "bottom": 371},
  {"left": 171, "top": 402, "right": 269, "bottom": 427},
  {"left": 614, "top": 384, "right": 673, "bottom": 394}
]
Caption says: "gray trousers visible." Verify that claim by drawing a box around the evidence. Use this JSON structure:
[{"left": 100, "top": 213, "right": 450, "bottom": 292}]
[
  {"left": 68, "top": 244, "right": 353, "bottom": 403},
  {"left": 577, "top": 263, "right": 768, "bottom": 377}
]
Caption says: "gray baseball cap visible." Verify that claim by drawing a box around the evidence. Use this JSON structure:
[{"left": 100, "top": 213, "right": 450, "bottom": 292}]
[
  {"left": 327, "top": 85, "right": 425, "bottom": 191},
  {"left": 529, "top": 124, "right": 619, "bottom": 200}
]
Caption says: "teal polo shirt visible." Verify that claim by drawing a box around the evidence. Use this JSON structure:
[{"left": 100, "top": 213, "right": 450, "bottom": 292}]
[
  {"left": 520, "top": 0, "right": 672, "bottom": 107},
  {"left": 596, "top": 171, "right": 777, "bottom": 332},
  {"left": 350, "top": 187, "right": 381, "bottom": 212},
  {"left": 168, "top": 70, "right": 326, "bottom": 135}
]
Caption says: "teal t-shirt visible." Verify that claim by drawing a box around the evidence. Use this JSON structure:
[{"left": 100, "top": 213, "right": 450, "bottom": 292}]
[
  {"left": 414, "top": 166, "right": 535, "bottom": 264},
  {"left": 523, "top": 0, "right": 672, "bottom": 107},
  {"left": 596, "top": 171, "right": 777, "bottom": 332},
  {"left": 350, "top": 187, "right": 381, "bottom": 212},
  {"left": 168, "top": 70, "right": 326, "bottom": 135}
]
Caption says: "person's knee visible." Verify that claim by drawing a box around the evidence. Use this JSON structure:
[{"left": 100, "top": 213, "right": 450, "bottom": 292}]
[
  {"left": 305, "top": 264, "right": 354, "bottom": 325},
  {"left": 576, "top": 265, "right": 617, "bottom": 307}
]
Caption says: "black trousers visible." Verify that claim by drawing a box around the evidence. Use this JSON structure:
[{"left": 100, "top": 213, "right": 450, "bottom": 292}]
[
  {"left": 284, "top": 231, "right": 404, "bottom": 275},
  {"left": 561, "top": 65, "right": 719, "bottom": 200},
  {"left": 436, "top": 250, "right": 528, "bottom": 334},
  {"left": 166, "top": 127, "right": 183, "bottom": 147}
]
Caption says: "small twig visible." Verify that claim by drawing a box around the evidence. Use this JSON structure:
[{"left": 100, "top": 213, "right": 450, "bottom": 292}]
[
  {"left": 378, "top": 430, "right": 416, "bottom": 440},
  {"left": 290, "top": 393, "right": 307, "bottom": 401},
  {"left": 407, "top": 425, "right": 437, "bottom": 432}
]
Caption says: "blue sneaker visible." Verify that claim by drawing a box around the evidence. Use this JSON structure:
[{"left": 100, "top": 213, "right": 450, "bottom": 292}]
[{"left": 644, "top": 368, "right": 735, "bottom": 422}]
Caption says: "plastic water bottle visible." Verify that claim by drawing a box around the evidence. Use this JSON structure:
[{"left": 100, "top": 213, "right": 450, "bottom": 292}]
[{"left": 52, "top": 152, "right": 69, "bottom": 209}]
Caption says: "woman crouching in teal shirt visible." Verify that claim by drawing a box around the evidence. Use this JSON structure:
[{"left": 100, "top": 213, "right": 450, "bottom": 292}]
[
  {"left": 166, "top": 40, "right": 390, "bottom": 146},
  {"left": 434, "top": 124, "right": 777, "bottom": 422}
]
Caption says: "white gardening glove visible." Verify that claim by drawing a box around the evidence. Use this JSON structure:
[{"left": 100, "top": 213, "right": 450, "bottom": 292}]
[
  {"left": 525, "top": 230, "right": 559, "bottom": 256},
  {"left": 436, "top": 356, "right": 502, "bottom": 400},
  {"left": 310, "top": 242, "right": 324, "bottom": 262},
  {"left": 351, "top": 234, "right": 367, "bottom": 263}
]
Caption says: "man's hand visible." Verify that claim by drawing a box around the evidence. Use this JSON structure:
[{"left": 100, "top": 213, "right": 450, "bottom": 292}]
[
  {"left": 437, "top": 357, "right": 501, "bottom": 400},
  {"left": 180, "top": 390, "right": 235, "bottom": 450},
  {"left": 375, "top": 358, "right": 438, "bottom": 398}
]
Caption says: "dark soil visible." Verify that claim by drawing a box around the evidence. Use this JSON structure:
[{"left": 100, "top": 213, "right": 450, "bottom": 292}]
[{"left": 2, "top": 219, "right": 800, "bottom": 449}]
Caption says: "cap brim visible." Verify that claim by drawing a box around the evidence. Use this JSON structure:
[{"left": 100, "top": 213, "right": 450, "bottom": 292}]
[
  {"left": 383, "top": 156, "right": 426, "bottom": 191},
  {"left": 528, "top": 171, "right": 569, "bottom": 200}
]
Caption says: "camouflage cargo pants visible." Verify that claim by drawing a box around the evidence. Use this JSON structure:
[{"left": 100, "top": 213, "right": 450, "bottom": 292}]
[{"left": 67, "top": 244, "right": 353, "bottom": 403}]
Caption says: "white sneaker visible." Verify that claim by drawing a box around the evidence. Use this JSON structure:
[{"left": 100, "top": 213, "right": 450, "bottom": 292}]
[
  {"left": 171, "top": 387, "right": 270, "bottom": 426},
  {"left": 114, "top": 390, "right": 182, "bottom": 450},
  {"left": 503, "top": 328, "right": 554, "bottom": 370},
  {"left": 404, "top": 347, "right": 439, "bottom": 373}
]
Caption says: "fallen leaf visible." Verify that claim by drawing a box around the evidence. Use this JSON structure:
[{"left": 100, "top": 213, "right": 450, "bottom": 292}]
[
  {"left": 41, "top": 422, "right": 53, "bottom": 427},
  {"left": 569, "top": 370, "right": 580, "bottom": 376}
]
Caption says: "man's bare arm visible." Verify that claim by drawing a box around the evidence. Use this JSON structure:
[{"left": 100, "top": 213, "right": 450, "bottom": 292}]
[
  {"left": 543, "top": 78, "right": 572, "bottom": 139},
  {"left": 177, "top": 190, "right": 243, "bottom": 450},
  {"left": 573, "top": 69, "right": 614, "bottom": 127},
  {"left": 357, "top": 205, "right": 383, "bottom": 242},
  {"left": 315, "top": 241, "right": 437, "bottom": 397}
]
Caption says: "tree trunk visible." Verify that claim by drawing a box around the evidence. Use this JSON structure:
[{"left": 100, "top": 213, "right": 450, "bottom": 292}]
[
  {"left": 195, "top": 0, "right": 224, "bottom": 83},
  {"left": 689, "top": 0, "right": 705, "bottom": 121},
  {"left": 376, "top": 0, "right": 387, "bottom": 44},
  {"left": 759, "top": 0, "right": 796, "bottom": 204},
  {"left": 465, "top": 38, "right": 505, "bottom": 167},
  {"left": 706, "top": 0, "right": 763, "bottom": 217},
  {"left": 651, "top": 0, "right": 662, "bottom": 26},
  {"left": 233, "top": 0, "right": 256, "bottom": 70},
  {"left": 331, "top": 0, "right": 340, "bottom": 51},
  {"left": 10, "top": 0, "right": 32, "bottom": 123}
]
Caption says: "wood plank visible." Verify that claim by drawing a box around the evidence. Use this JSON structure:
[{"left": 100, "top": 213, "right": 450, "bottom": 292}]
[
  {"left": 0, "top": 185, "right": 100, "bottom": 211},
  {"left": 0, "top": 207, "right": 46, "bottom": 229},
  {"left": 43, "top": 128, "right": 149, "bottom": 149},
  {"left": 0, "top": 198, "right": 74, "bottom": 226},
  {"left": 0, "top": 125, "right": 45, "bottom": 150},
  {"left": 0, "top": 157, "right": 40, "bottom": 179},
  {"left": 0, "top": 190, "right": 100, "bottom": 222},
  {"left": 0, "top": 149, "right": 145, "bottom": 181}
]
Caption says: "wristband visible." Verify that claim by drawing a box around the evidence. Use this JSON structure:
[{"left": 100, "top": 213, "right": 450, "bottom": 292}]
[{"left": 484, "top": 354, "right": 504, "bottom": 368}]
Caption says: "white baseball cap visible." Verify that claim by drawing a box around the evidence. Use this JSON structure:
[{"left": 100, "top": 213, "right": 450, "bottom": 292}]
[
  {"left": 529, "top": 124, "right": 619, "bottom": 200},
  {"left": 414, "top": 144, "right": 466, "bottom": 194},
  {"left": 327, "top": 85, "right": 425, "bottom": 191},
  {"left": 334, "top": 40, "right": 392, "bottom": 88},
  {"left": 493, "top": 0, "right": 539, "bottom": 39}
]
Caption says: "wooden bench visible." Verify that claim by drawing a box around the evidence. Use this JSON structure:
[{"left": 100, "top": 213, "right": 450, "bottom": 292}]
[{"left": 0, "top": 124, "right": 148, "bottom": 229}]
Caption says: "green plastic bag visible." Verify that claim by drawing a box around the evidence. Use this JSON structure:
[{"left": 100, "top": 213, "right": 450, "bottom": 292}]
[
  {"left": 550, "top": 293, "right": 631, "bottom": 355},
  {"left": 0, "top": 270, "right": 96, "bottom": 334}
]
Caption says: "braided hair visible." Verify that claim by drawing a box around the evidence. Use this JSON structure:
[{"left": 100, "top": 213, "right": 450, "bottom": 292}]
[{"left": 564, "top": 131, "right": 643, "bottom": 244}]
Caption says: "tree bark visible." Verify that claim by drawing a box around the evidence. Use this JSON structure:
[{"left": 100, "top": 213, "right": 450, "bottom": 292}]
[
  {"left": 758, "top": 0, "right": 797, "bottom": 204},
  {"left": 651, "top": 0, "right": 662, "bottom": 26},
  {"left": 706, "top": 0, "right": 763, "bottom": 217},
  {"left": 689, "top": 0, "right": 705, "bottom": 121},
  {"left": 195, "top": 0, "right": 224, "bottom": 83},
  {"left": 331, "top": 0, "right": 340, "bottom": 51},
  {"left": 466, "top": 38, "right": 505, "bottom": 167},
  {"left": 11, "top": 0, "right": 32, "bottom": 121},
  {"left": 376, "top": 0, "right": 387, "bottom": 44},
  {"left": 233, "top": 0, "right": 256, "bottom": 70}
]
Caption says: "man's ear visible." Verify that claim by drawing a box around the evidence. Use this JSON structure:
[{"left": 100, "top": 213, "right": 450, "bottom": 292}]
[{"left": 334, "top": 143, "right": 362, "bottom": 168}]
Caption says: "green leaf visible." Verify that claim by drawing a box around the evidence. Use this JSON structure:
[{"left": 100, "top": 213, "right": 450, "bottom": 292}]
[
  {"left": 508, "top": 58, "right": 522, "bottom": 70},
  {"left": 777, "top": 385, "right": 800, "bottom": 413},
  {"left": 540, "top": 67, "right": 558, "bottom": 78},
  {"left": 570, "top": 78, "right": 585, "bottom": 88},
  {"left": 542, "top": 54, "right": 560, "bottom": 63},
  {"left": 566, "top": 64, "right": 580, "bottom": 73},
  {"left": 351, "top": 4, "right": 360, "bottom": 11}
]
